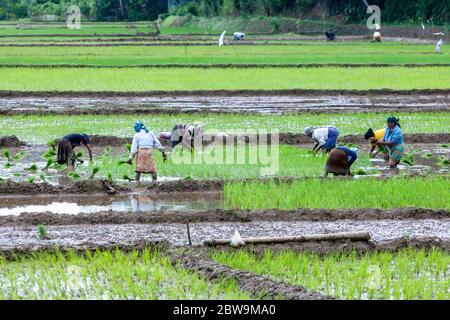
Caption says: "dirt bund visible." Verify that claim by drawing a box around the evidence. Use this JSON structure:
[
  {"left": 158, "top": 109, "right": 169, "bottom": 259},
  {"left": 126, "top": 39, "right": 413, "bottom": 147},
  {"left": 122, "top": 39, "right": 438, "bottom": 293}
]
[
  {"left": 0, "top": 179, "right": 130, "bottom": 195},
  {"left": 1, "top": 89, "right": 450, "bottom": 98},
  {"left": 88, "top": 133, "right": 450, "bottom": 149},
  {"left": 169, "top": 247, "right": 332, "bottom": 300},
  {"left": 213, "top": 236, "right": 450, "bottom": 255},
  {"left": 1, "top": 63, "right": 449, "bottom": 68},
  {"left": 0, "top": 135, "right": 27, "bottom": 148},
  {"left": 1, "top": 208, "right": 447, "bottom": 227}
]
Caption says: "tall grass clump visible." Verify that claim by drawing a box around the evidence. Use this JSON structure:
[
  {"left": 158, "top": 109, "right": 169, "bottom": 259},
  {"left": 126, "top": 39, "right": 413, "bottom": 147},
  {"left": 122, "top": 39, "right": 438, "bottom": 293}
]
[
  {"left": 224, "top": 177, "right": 450, "bottom": 209},
  {"left": 0, "top": 249, "right": 251, "bottom": 300},
  {"left": 211, "top": 248, "right": 449, "bottom": 300}
]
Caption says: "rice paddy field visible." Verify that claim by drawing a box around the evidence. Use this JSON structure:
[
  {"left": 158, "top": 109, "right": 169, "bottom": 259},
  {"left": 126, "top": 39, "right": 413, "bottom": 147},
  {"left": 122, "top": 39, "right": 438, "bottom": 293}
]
[{"left": 0, "top": 20, "right": 449, "bottom": 302}]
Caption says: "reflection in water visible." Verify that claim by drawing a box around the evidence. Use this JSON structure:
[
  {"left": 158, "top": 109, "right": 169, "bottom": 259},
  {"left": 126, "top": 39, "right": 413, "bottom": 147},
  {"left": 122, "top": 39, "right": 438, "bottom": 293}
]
[{"left": 0, "top": 193, "right": 221, "bottom": 216}]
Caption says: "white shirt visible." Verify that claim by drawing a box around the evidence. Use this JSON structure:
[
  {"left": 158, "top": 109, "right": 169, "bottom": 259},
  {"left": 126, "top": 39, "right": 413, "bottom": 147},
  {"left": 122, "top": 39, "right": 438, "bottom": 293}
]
[
  {"left": 312, "top": 127, "right": 329, "bottom": 147},
  {"left": 129, "top": 129, "right": 163, "bottom": 158}
]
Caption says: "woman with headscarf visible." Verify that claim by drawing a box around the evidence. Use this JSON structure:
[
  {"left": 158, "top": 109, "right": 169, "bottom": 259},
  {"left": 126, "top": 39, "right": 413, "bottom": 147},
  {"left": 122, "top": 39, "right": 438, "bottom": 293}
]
[
  {"left": 323, "top": 146, "right": 358, "bottom": 177},
  {"left": 376, "top": 116, "right": 404, "bottom": 168},
  {"left": 57, "top": 133, "right": 92, "bottom": 167},
  {"left": 127, "top": 121, "right": 167, "bottom": 182},
  {"left": 364, "top": 128, "right": 388, "bottom": 159},
  {"left": 304, "top": 125, "right": 339, "bottom": 153}
]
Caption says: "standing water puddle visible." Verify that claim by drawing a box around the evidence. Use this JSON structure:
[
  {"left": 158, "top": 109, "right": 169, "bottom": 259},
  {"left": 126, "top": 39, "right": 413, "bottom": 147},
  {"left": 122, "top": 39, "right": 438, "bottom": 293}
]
[{"left": 0, "top": 192, "right": 222, "bottom": 216}]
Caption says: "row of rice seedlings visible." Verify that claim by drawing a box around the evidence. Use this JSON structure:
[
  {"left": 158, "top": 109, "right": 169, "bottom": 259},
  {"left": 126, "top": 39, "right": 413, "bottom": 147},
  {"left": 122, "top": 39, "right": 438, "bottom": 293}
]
[
  {"left": 211, "top": 248, "right": 449, "bottom": 300},
  {"left": 0, "top": 249, "right": 251, "bottom": 300},
  {"left": 1, "top": 112, "right": 448, "bottom": 144},
  {"left": 223, "top": 177, "right": 450, "bottom": 209},
  {"left": 79, "top": 144, "right": 336, "bottom": 181}
]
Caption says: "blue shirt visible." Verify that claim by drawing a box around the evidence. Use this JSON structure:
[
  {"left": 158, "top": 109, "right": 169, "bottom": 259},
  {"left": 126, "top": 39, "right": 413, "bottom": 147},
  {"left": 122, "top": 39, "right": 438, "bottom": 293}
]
[{"left": 383, "top": 125, "right": 404, "bottom": 147}]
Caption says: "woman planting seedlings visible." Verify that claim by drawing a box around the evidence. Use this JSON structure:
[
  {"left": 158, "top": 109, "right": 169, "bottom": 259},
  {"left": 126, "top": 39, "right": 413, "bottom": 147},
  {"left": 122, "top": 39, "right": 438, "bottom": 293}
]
[
  {"left": 127, "top": 121, "right": 167, "bottom": 183},
  {"left": 304, "top": 126, "right": 340, "bottom": 153},
  {"left": 56, "top": 133, "right": 92, "bottom": 168},
  {"left": 323, "top": 146, "right": 358, "bottom": 177},
  {"left": 364, "top": 128, "right": 388, "bottom": 160},
  {"left": 168, "top": 123, "right": 203, "bottom": 150},
  {"left": 376, "top": 116, "right": 405, "bottom": 169}
]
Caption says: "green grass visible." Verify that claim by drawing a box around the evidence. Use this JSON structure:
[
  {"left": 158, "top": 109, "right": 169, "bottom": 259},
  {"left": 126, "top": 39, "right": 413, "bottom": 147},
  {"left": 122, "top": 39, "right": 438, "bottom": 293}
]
[
  {"left": 0, "top": 67, "right": 449, "bottom": 91},
  {"left": 0, "top": 248, "right": 251, "bottom": 300},
  {"left": 0, "top": 24, "right": 156, "bottom": 36},
  {"left": 211, "top": 248, "right": 450, "bottom": 300},
  {"left": 1, "top": 112, "right": 448, "bottom": 144},
  {"left": 224, "top": 177, "right": 450, "bottom": 209},
  {"left": 82, "top": 145, "right": 349, "bottom": 180},
  {"left": 0, "top": 44, "right": 447, "bottom": 66}
]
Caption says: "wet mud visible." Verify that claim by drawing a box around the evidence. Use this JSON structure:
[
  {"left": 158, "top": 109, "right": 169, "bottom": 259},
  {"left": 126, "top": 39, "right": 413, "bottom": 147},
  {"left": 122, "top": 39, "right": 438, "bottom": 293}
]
[
  {"left": 0, "top": 135, "right": 27, "bottom": 148},
  {"left": 0, "top": 179, "right": 130, "bottom": 195},
  {"left": 1, "top": 91, "right": 449, "bottom": 115},
  {"left": 0, "top": 219, "right": 448, "bottom": 250},
  {"left": 0, "top": 207, "right": 447, "bottom": 226},
  {"left": 169, "top": 248, "right": 331, "bottom": 300}
]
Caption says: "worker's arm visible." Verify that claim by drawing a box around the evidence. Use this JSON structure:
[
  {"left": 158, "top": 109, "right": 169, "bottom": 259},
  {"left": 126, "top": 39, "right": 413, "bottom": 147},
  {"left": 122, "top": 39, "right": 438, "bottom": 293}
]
[
  {"left": 312, "top": 142, "right": 321, "bottom": 153},
  {"left": 376, "top": 140, "right": 394, "bottom": 148},
  {"left": 85, "top": 144, "right": 93, "bottom": 162},
  {"left": 128, "top": 135, "right": 139, "bottom": 163},
  {"left": 152, "top": 133, "right": 167, "bottom": 162}
]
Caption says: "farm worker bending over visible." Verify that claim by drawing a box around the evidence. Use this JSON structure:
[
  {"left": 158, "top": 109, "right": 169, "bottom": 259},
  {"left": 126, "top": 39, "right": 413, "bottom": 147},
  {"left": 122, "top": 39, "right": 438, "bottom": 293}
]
[
  {"left": 364, "top": 128, "right": 388, "bottom": 160},
  {"left": 323, "top": 147, "right": 358, "bottom": 177},
  {"left": 376, "top": 116, "right": 404, "bottom": 168},
  {"left": 233, "top": 32, "right": 245, "bottom": 41},
  {"left": 170, "top": 123, "right": 203, "bottom": 150},
  {"left": 304, "top": 126, "right": 340, "bottom": 153},
  {"left": 57, "top": 133, "right": 92, "bottom": 167},
  {"left": 127, "top": 121, "right": 167, "bottom": 182}
]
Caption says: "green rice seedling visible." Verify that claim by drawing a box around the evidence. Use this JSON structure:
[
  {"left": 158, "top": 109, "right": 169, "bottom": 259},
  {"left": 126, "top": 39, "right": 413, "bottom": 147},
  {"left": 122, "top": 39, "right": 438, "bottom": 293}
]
[
  {"left": 439, "top": 158, "right": 450, "bottom": 166},
  {"left": 67, "top": 172, "right": 80, "bottom": 180},
  {"left": 12, "top": 151, "right": 26, "bottom": 162},
  {"left": 422, "top": 152, "right": 433, "bottom": 158},
  {"left": 37, "top": 224, "right": 48, "bottom": 240},
  {"left": 106, "top": 172, "right": 114, "bottom": 182},
  {"left": 28, "top": 164, "right": 38, "bottom": 172},
  {"left": 125, "top": 144, "right": 131, "bottom": 152},
  {"left": 440, "top": 144, "right": 449, "bottom": 148},
  {"left": 47, "top": 139, "right": 57, "bottom": 151},
  {"left": 42, "top": 159, "right": 54, "bottom": 171},
  {"left": 354, "top": 169, "right": 367, "bottom": 175},
  {"left": 28, "top": 176, "right": 35, "bottom": 184},
  {"left": 75, "top": 151, "right": 83, "bottom": 159},
  {"left": 2, "top": 148, "right": 12, "bottom": 167},
  {"left": 117, "top": 160, "right": 129, "bottom": 166},
  {"left": 38, "top": 174, "right": 46, "bottom": 182},
  {"left": 122, "top": 174, "right": 133, "bottom": 181},
  {"left": 401, "top": 154, "right": 414, "bottom": 166},
  {"left": 42, "top": 149, "right": 56, "bottom": 159},
  {"left": 89, "top": 166, "right": 100, "bottom": 179}
]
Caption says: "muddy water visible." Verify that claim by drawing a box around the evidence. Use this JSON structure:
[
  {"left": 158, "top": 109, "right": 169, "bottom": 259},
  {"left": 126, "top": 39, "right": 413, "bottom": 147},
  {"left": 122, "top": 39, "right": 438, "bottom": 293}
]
[
  {"left": 1, "top": 94, "right": 449, "bottom": 115},
  {"left": 0, "top": 219, "right": 448, "bottom": 249},
  {"left": 0, "top": 192, "right": 222, "bottom": 216}
]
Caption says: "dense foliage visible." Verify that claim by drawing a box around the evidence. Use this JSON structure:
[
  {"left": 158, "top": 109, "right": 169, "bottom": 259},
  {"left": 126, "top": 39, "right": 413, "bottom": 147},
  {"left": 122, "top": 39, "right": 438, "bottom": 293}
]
[{"left": 0, "top": 1, "right": 448, "bottom": 24}]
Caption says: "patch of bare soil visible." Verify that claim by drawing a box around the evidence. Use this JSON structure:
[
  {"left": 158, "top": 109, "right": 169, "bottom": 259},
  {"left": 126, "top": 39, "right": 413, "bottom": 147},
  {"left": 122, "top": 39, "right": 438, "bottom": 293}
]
[
  {"left": 0, "top": 135, "right": 27, "bottom": 148},
  {"left": 0, "top": 179, "right": 130, "bottom": 195},
  {"left": 0, "top": 208, "right": 447, "bottom": 226},
  {"left": 1, "top": 89, "right": 449, "bottom": 98},
  {"left": 169, "top": 247, "right": 332, "bottom": 300}
]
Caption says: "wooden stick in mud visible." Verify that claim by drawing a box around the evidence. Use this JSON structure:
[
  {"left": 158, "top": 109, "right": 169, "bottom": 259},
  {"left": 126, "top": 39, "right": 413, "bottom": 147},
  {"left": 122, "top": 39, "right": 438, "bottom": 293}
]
[
  {"left": 203, "top": 231, "right": 371, "bottom": 246},
  {"left": 186, "top": 221, "right": 192, "bottom": 246}
]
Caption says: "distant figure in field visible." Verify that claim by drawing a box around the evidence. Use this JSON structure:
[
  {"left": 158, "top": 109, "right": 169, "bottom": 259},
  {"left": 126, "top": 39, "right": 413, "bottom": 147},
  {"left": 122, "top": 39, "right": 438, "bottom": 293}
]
[
  {"left": 373, "top": 31, "right": 382, "bottom": 42},
  {"left": 304, "top": 126, "right": 340, "bottom": 153},
  {"left": 233, "top": 32, "right": 245, "bottom": 41},
  {"left": 325, "top": 30, "right": 335, "bottom": 41},
  {"left": 323, "top": 147, "right": 358, "bottom": 177},
  {"left": 436, "top": 38, "right": 443, "bottom": 53}
]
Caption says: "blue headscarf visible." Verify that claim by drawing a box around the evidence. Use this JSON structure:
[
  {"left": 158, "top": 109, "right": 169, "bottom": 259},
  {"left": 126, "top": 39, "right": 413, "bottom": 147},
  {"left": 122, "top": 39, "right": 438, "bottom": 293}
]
[
  {"left": 134, "top": 121, "right": 149, "bottom": 133},
  {"left": 386, "top": 116, "right": 401, "bottom": 128}
]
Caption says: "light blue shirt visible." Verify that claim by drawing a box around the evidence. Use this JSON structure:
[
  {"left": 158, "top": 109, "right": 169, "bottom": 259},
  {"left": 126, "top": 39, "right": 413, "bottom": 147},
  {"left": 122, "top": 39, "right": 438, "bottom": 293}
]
[{"left": 383, "top": 125, "right": 404, "bottom": 147}]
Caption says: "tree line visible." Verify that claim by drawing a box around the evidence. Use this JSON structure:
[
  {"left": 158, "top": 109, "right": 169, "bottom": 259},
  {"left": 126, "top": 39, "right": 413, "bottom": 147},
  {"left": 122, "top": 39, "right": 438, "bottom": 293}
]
[{"left": 0, "top": 0, "right": 448, "bottom": 25}]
